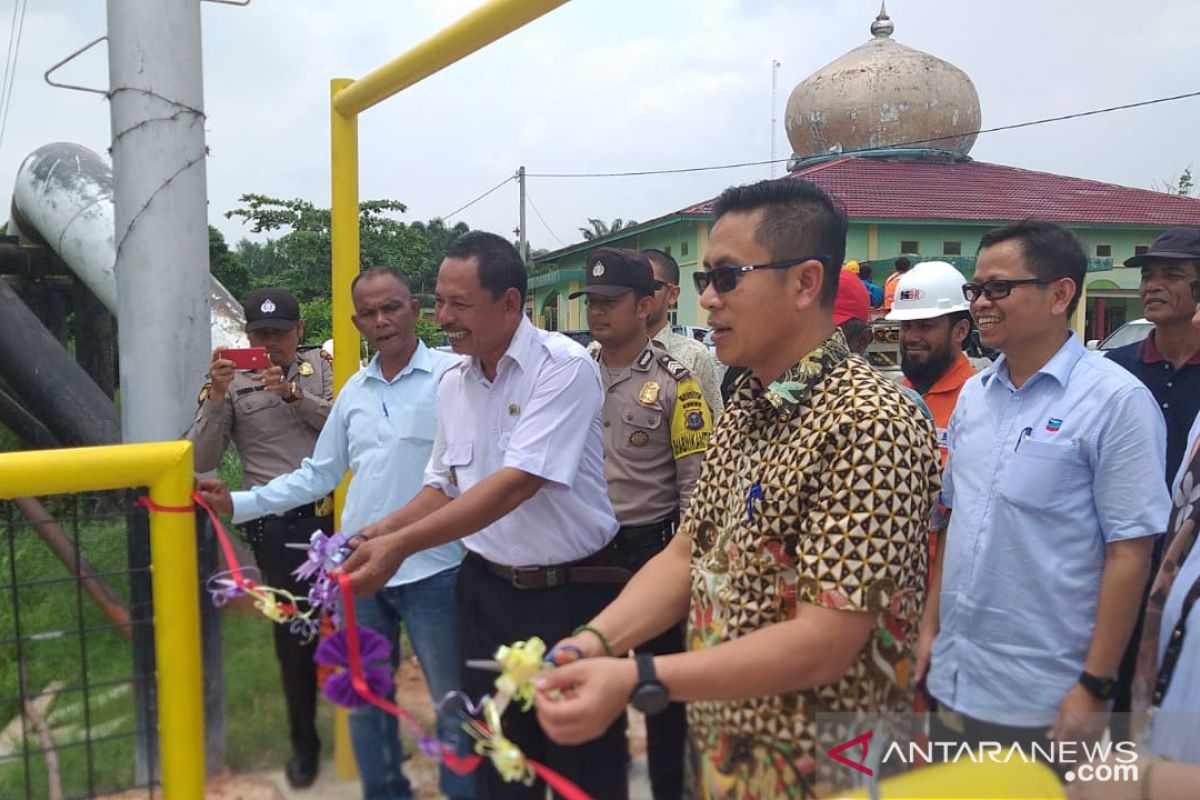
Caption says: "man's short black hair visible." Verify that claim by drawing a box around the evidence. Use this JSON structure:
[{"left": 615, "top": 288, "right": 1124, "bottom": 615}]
[
  {"left": 712, "top": 178, "right": 848, "bottom": 307},
  {"left": 859, "top": 264, "right": 874, "bottom": 281},
  {"left": 895, "top": 256, "right": 912, "bottom": 272},
  {"left": 977, "top": 220, "right": 1086, "bottom": 315},
  {"left": 351, "top": 265, "right": 412, "bottom": 298},
  {"left": 444, "top": 231, "right": 527, "bottom": 303},
  {"left": 641, "top": 249, "right": 680, "bottom": 284}
]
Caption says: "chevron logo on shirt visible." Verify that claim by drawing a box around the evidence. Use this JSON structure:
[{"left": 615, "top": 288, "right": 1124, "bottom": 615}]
[{"left": 1046, "top": 418, "right": 1063, "bottom": 432}]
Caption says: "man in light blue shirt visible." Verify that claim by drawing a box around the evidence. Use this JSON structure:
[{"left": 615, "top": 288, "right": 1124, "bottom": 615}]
[
  {"left": 917, "top": 221, "right": 1170, "bottom": 758},
  {"left": 198, "top": 267, "right": 470, "bottom": 800}
]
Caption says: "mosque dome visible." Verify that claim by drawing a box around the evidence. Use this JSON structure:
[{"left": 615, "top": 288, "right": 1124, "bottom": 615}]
[{"left": 785, "top": 3, "right": 981, "bottom": 161}]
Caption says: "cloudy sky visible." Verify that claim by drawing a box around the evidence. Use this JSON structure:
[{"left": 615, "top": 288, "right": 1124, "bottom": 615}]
[{"left": 0, "top": 0, "right": 1197, "bottom": 254}]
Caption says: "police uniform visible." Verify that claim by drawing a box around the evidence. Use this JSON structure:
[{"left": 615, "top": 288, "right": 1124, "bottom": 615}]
[
  {"left": 186, "top": 313, "right": 333, "bottom": 771},
  {"left": 584, "top": 254, "right": 715, "bottom": 800}
]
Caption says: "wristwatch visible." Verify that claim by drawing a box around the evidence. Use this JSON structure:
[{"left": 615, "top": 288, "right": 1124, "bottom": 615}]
[
  {"left": 285, "top": 381, "right": 303, "bottom": 404},
  {"left": 1078, "top": 670, "right": 1116, "bottom": 701},
  {"left": 629, "top": 653, "right": 670, "bottom": 716}
]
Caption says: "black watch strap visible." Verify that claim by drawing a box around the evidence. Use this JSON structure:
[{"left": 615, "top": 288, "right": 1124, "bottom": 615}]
[
  {"left": 1078, "top": 670, "right": 1116, "bottom": 701},
  {"left": 636, "top": 652, "right": 656, "bottom": 683}
]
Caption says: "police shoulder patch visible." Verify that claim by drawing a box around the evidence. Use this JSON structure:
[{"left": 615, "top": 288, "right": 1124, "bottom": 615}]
[
  {"left": 197, "top": 383, "right": 211, "bottom": 407},
  {"left": 658, "top": 353, "right": 690, "bottom": 382}
]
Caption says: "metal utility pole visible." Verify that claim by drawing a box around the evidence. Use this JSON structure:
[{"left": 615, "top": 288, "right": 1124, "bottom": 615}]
[
  {"left": 771, "top": 59, "right": 781, "bottom": 177},
  {"left": 517, "top": 165, "right": 528, "bottom": 263},
  {"left": 107, "top": 0, "right": 211, "bottom": 444},
  {"left": 106, "top": 0, "right": 218, "bottom": 787}
]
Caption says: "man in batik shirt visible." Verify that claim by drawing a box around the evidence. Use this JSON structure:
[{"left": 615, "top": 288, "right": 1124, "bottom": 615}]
[{"left": 536, "top": 178, "right": 941, "bottom": 798}]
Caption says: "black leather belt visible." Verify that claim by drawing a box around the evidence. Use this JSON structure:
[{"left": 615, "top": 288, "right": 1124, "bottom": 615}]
[
  {"left": 238, "top": 501, "right": 331, "bottom": 545},
  {"left": 467, "top": 549, "right": 632, "bottom": 590},
  {"left": 270, "top": 502, "right": 323, "bottom": 521},
  {"left": 615, "top": 516, "right": 678, "bottom": 548}
]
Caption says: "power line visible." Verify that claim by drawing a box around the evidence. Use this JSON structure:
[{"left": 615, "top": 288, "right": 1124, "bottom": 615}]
[
  {"left": 526, "top": 89, "right": 1200, "bottom": 179},
  {"left": 524, "top": 188, "right": 565, "bottom": 246},
  {"left": 0, "top": 0, "right": 28, "bottom": 156},
  {"left": 442, "top": 174, "right": 515, "bottom": 221}
]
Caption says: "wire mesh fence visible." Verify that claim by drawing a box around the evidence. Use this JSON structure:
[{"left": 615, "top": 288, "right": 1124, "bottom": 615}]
[{"left": 0, "top": 492, "right": 158, "bottom": 800}]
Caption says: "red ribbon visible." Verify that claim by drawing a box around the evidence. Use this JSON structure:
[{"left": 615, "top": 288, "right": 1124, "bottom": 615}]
[
  {"left": 149, "top": 494, "right": 591, "bottom": 798},
  {"left": 334, "top": 573, "right": 591, "bottom": 798}
]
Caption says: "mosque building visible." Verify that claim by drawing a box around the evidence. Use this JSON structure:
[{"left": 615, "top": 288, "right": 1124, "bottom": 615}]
[{"left": 530, "top": 4, "right": 1200, "bottom": 340}]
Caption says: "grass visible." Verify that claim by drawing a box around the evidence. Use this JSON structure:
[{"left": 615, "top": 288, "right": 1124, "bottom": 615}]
[{"left": 0, "top": 441, "right": 330, "bottom": 798}]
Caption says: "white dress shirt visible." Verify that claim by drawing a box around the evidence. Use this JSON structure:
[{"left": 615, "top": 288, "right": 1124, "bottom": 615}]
[
  {"left": 423, "top": 316, "right": 618, "bottom": 566},
  {"left": 231, "top": 343, "right": 464, "bottom": 587}
]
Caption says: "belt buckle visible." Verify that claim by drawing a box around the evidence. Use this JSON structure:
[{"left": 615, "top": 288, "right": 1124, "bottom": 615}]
[
  {"left": 509, "top": 565, "right": 542, "bottom": 590},
  {"left": 510, "top": 565, "right": 563, "bottom": 589}
]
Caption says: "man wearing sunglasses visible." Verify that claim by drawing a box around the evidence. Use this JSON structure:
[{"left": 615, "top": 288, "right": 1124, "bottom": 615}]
[
  {"left": 535, "top": 178, "right": 941, "bottom": 797},
  {"left": 570, "top": 247, "right": 714, "bottom": 800},
  {"left": 919, "top": 221, "right": 1169, "bottom": 761}
]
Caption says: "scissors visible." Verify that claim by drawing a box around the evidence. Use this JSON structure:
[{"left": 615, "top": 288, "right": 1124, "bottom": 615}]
[
  {"left": 464, "top": 644, "right": 586, "bottom": 673},
  {"left": 283, "top": 533, "right": 367, "bottom": 566}
]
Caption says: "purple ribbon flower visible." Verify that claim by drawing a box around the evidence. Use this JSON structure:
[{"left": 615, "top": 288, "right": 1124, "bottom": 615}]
[
  {"left": 293, "top": 529, "right": 349, "bottom": 583},
  {"left": 314, "top": 627, "right": 393, "bottom": 708}
]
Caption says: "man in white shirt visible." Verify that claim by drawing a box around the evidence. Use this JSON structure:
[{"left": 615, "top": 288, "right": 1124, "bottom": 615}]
[
  {"left": 198, "top": 268, "right": 471, "bottom": 800},
  {"left": 343, "top": 232, "right": 630, "bottom": 800}
]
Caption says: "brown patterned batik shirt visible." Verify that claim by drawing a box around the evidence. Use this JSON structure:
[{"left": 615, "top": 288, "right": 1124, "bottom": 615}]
[{"left": 683, "top": 329, "right": 941, "bottom": 799}]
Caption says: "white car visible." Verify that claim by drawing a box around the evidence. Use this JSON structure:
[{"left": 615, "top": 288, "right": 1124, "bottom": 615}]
[{"left": 1088, "top": 318, "right": 1152, "bottom": 353}]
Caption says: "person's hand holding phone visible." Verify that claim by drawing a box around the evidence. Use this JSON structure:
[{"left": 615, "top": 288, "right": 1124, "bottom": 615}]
[
  {"left": 206, "top": 348, "right": 237, "bottom": 405},
  {"left": 255, "top": 364, "right": 296, "bottom": 401}
]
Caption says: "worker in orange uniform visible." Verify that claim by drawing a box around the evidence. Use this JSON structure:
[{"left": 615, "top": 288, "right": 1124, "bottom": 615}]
[
  {"left": 886, "top": 259, "right": 975, "bottom": 712},
  {"left": 882, "top": 255, "right": 913, "bottom": 311},
  {"left": 885, "top": 260, "right": 976, "bottom": 463}
]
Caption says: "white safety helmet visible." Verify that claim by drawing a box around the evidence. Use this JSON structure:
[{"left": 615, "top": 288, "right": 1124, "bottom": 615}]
[{"left": 885, "top": 261, "right": 971, "bottom": 321}]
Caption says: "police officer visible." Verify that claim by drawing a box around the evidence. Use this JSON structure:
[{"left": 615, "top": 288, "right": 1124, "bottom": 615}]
[
  {"left": 570, "top": 248, "right": 714, "bottom": 800},
  {"left": 186, "top": 286, "right": 333, "bottom": 788}
]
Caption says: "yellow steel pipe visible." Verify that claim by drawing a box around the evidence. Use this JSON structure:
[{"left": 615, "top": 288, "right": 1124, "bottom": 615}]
[
  {"left": 0, "top": 441, "right": 205, "bottom": 798},
  {"left": 0, "top": 441, "right": 191, "bottom": 498},
  {"left": 148, "top": 450, "right": 205, "bottom": 800},
  {"left": 330, "top": 78, "right": 360, "bottom": 399},
  {"left": 329, "top": 77, "right": 361, "bottom": 780},
  {"left": 332, "top": 0, "right": 568, "bottom": 116}
]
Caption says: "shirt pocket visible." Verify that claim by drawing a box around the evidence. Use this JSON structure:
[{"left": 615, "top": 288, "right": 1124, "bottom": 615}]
[
  {"left": 999, "top": 439, "right": 1086, "bottom": 510},
  {"left": 395, "top": 401, "right": 436, "bottom": 442},
  {"left": 443, "top": 441, "right": 475, "bottom": 488},
  {"left": 237, "top": 391, "right": 279, "bottom": 415},
  {"left": 616, "top": 406, "right": 663, "bottom": 461}
]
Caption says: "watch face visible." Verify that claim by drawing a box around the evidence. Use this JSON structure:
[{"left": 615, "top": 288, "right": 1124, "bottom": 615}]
[{"left": 632, "top": 682, "right": 670, "bottom": 716}]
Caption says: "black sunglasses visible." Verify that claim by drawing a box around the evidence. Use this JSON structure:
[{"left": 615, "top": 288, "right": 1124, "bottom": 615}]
[
  {"left": 1191, "top": 280, "right": 1200, "bottom": 303},
  {"left": 962, "top": 277, "right": 1059, "bottom": 302},
  {"left": 652, "top": 280, "right": 669, "bottom": 291},
  {"left": 693, "top": 255, "right": 831, "bottom": 294}
]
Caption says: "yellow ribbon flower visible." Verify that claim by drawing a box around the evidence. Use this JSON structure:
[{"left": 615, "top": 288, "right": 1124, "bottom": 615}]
[
  {"left": 467, "top": 698, "right": 536, "bottom": 785},
  {"left": 493, "top": 636, "right": 547, "bottom": 711}
]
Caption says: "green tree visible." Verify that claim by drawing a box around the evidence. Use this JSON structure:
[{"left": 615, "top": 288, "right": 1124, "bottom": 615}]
[
  {"left": 1178, "top": 166, "right": 1195, "bottom": 197},
  {"left": 411, "top": 218, "right": 471, "bottom": 267},
  {"left": 223, "top": 195, "right": 437, "bottom": 301},
  {"left": 299, "top": 297, "right": 333, "bottom": 344},
  {"left": 209, "top": 225, "right": 250, "bottom": 298},
  {"left": 578, "top": 217, "right": 637, "bottom": 241},
  {"left": 1154, "top": 166, "right": 1195, "bottom": 197}
]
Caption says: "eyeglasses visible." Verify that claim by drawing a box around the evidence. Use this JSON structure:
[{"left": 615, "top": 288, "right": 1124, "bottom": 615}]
[
  {"left": 692, "top": 255, "right": 831, "bottom": 294},
  {"left": 1191, "top": 280, "right": 1200, "bottom": 303},
  {"left": 961, "top": 277, "right": 1059, "bottom": 302}
]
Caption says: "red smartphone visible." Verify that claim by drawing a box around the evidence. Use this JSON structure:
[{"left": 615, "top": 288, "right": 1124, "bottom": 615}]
[{"left": 220, "top": 347, "right": 271, "bottom": 371}]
